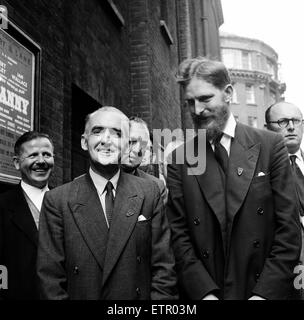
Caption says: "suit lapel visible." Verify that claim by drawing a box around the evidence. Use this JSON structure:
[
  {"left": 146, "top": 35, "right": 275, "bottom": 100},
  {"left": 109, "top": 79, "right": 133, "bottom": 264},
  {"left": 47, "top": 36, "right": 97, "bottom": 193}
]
[
  {"left": 9, "top": 185, "right": 38, "bottom": 246},
  {"left": 226, "top": 124, "right": 260, "bottom": 222},
  {"left": 68, "top": 174, "right": 109, "bottom": 270},
  {"left": 102, "top": 171, "right": 143, "bottom": 286},
  {"left": 188, "top": 138, "right": 226, "bottom": 228}
]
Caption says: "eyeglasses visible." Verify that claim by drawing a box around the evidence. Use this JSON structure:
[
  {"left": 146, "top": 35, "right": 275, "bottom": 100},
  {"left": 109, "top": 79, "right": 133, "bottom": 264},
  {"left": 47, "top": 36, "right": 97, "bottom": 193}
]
[{"left": 267, "top": 118, "right": 303, "bottom": 128}]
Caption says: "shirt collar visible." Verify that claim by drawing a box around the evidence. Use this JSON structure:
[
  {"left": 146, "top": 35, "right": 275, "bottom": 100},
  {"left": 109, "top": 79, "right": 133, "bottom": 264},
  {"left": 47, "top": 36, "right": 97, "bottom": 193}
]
[
  {"left": 222, "top": 112, "right": 236, "bottom": 139},
  {"left": 89, "top": 167, "right": 120, "bottom": 195},
  {"left": 21, "top": 180, "right": 49, "bottom": 196},
  {"left": 289, "top": 149, "right": 303, "bottom": 162}
]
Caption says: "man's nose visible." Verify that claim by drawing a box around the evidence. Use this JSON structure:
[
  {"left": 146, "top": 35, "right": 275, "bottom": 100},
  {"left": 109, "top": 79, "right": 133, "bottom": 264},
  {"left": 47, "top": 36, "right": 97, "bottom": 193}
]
[
  {"left": 36, "top": 154, "right": 46, "bottom": 163},
  {"left": 100, "top": 129, "right": 111, "bottom": 144},
  {"left": 194, "top": 100, "right": 205, "bottom": 115},
  {"left": 287, "top": 120, "right": 295, "bottom": 130}
]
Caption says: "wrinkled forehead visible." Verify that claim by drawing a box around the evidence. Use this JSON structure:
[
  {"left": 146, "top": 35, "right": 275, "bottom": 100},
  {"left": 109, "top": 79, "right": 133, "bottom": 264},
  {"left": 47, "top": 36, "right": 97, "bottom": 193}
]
[
  {"left": 86, "top": 110, "right": 129, "bottom": 133},
  {"left": 20, "top": 137, "right": 54, "bottom": 154},
  {"left": 271, "top": 103, "right": 303, "bottom": 120}
]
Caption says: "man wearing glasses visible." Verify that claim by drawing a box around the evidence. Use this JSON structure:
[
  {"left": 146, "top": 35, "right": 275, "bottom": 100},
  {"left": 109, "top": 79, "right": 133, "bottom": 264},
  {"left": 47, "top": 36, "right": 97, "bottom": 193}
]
[
  {"left": 266, "top": 101, "right": 304, "bottom": 299},
  {"left": 0, "top": 131, "right": 55, "bottom": 299}
]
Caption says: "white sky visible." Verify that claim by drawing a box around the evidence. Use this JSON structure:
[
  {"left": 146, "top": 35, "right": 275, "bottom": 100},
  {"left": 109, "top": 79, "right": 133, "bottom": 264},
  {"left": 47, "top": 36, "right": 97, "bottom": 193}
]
[{"left": 220, "top": 0, "right": 304, "bottom": 113}]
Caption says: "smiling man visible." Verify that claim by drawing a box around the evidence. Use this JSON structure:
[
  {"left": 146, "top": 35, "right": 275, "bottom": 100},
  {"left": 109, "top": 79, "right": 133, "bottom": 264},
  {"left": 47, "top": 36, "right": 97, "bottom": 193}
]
[
  {"left": 0, "top": 131, "right": 54, "bottom": 299},
  {"left": 37, "top": 106, "right": 177, "bottom": 300},
  {"left": 166, "top": 57, "right": 301, "bottom": 300}
]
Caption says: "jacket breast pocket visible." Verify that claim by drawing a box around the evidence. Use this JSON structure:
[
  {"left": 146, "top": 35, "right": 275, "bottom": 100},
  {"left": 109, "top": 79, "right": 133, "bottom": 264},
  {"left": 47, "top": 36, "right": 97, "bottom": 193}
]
[
  {"left": 135, "top": 218, "right": 152, "bottom": 247},
  {"left": 251, "top": 173, "right": 270, "bottom": 184}
]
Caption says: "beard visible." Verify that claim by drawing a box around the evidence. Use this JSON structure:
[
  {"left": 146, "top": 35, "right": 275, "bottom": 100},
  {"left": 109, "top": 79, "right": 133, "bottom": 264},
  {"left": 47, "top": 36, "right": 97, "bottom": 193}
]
[{"left": 192, "top": 104, "right": 229, "bottom": 141}]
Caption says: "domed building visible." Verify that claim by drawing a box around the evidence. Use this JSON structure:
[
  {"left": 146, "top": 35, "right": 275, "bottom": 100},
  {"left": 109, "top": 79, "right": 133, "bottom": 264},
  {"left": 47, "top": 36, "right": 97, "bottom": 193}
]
[{"left": 220, "top": 32, "right": 286, "bottom": 129}]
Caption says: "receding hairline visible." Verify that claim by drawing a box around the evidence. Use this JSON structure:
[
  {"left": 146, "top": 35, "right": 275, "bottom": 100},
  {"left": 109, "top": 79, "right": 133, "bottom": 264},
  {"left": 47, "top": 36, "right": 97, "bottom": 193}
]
[
  {"left": 84, "top": 106, "right": 129, "bottom": 133},
  {"left": 270, "top": 102, "right": 302, "bottom": 118}
]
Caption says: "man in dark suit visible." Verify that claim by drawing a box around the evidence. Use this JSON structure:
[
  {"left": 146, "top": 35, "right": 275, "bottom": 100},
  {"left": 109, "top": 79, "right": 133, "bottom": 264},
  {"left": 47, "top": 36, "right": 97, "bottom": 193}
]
[
  {"left": 265, "top": 101, "right": 304, "bottom": 298},
  {"left": 37, "top": 106, "right": 177, "bottom": 300},
  {"left": 121, "top": 116, "right": 167, "bottom": 204},
  {"left": 166, "top": 57, "right": 301, "bottom": 300},
  {"left": 0, "top": 131, "right": 54, "bottom": 299}
]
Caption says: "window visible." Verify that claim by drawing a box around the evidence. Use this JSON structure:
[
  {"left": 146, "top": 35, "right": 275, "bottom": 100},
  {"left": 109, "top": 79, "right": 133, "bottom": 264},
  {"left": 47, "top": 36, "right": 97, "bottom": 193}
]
[
  {"left": 242, "top": 51, "right": 252, "bottom": 70},
  {"left": 245, "top": 84, "right": 255, "bottom": 104},
  {"left": 267, "top": 59, "right": 275, "bottom": 79},
  {"left": 248, "top": 116, "right": 258, "bottom": 128},
  {"left": 221, "top": 49, "right": 242, "bottom": 69}
]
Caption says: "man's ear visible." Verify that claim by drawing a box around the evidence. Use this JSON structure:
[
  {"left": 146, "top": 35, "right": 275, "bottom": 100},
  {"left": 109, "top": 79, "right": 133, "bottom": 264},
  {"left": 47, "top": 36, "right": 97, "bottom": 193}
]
[
  {"left": 13, "top": 156, "right": 20, "bottom": 171},
  {"left": 224, "top": 84, "right": 233, "bottom": 103},
  {"left": 81, "top": 134, "right": 88, "bottom": 151}
]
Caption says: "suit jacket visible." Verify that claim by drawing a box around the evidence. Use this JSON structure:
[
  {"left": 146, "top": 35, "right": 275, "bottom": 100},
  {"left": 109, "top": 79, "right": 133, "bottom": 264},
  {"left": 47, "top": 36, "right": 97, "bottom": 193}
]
[
  {"left": 135, "top": 168, "right": 167, "bottom": 204},
  {"left": 0, "top": 184, "right": 38, "bottom": 300},
  {"left": 166, "top": 123, "right": 301, "bottom": 300},
  {"left": 37, "top": 171, "right": 177, "bottom": 300}
]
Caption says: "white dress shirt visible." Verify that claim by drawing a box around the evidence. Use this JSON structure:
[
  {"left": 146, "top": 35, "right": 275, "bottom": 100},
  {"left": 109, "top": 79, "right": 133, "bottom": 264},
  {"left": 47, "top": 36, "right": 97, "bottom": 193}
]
[
  {"left": 210, "top": 112, "right": 236, "bottom": 156},
  {"left": 21, "top": 180, "right": 49, "bottom": 228},
  {"left": 289, "top": 149, "right": 304, "bottom": 175},
  {"left": 89, "top": 167, "right": 120, "bottom": 228}
]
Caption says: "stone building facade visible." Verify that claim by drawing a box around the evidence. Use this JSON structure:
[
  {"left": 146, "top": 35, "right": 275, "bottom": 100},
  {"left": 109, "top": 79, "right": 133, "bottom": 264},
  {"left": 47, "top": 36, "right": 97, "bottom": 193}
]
[{"left": 220, "top": 32, "right": 286, "bottom": 129}]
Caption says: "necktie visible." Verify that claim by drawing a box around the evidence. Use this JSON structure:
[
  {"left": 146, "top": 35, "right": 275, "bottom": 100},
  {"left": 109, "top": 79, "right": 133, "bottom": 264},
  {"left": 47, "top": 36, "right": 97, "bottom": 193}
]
[
  {"left": 214, "top": 134, "right": 229, "bottom": 175},
  {"left": 290, "top": 155, "right": 304, "bottom": 216},
  {"left": 105, "top": 181, "right": 114, "bottom": 226}
]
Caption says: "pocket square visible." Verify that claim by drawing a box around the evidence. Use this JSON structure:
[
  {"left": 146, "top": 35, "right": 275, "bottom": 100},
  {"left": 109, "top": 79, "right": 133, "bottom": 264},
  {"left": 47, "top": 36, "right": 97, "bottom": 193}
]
[
  {"left": 137, "top": 215, "right": 147, "bottom": 222},
  {"left": 257, "top": 171, "right": 266, "bottom": 177}
]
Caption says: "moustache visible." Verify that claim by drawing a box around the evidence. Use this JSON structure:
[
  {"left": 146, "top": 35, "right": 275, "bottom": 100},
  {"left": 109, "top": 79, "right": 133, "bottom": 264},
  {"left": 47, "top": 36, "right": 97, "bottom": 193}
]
[
  {"left": 192, "top": 110, "right": 212, "bottom": 123},
  {"left": 31, "top": 163, "right": 51, "bottom": 170}
]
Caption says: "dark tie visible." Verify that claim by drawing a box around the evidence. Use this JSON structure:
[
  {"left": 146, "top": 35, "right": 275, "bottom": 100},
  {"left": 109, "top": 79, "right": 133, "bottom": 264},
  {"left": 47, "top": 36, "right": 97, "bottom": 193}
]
[
  {"left": 105, "top": 181, "right": 114, "bottom": 226},
  {"left": 214, "top": 134, "right": 229, "bottom": 175},
  {"left": 290, "top": 155, "right": 304, "bottom": 216}
]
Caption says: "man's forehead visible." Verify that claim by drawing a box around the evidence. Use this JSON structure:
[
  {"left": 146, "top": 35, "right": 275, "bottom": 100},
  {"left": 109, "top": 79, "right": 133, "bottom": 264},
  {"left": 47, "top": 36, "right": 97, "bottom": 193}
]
[
  {"left": 271, "top": 103, "right": 302, "bottom": 119},
  {"left": 20, "top": 138, "right": 53, "bottom": 152},
  {"left": 130, "top": 122, "right": 150, "bottom": 140},
  {"left": 88, "top": 110, "right": 129, "bottom": 129}
]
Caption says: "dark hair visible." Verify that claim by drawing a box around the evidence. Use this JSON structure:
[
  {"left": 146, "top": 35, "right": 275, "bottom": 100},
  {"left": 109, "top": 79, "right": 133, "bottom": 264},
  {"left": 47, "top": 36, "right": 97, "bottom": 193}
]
[
  {"left": 265, "top": 103, "right": 276, "bottom": 124},
  {"left": 14, "top": 131, "right": 54, "bottom": 156},
  {"left": 175, "top": 56, "right": 231, "bottom": 89}
]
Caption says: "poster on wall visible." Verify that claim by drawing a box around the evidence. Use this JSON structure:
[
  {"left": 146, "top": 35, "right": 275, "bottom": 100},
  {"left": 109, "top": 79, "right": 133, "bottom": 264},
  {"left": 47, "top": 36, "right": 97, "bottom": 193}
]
[{"left": 0, "top": 21, "right": 40, "bottom": 184}]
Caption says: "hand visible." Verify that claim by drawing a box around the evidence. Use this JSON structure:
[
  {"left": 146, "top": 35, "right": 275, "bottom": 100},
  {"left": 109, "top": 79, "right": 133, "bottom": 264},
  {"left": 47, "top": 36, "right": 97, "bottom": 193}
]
[
  {"left": 202, "top": 294, "right": 219, "bottom": 300},
  {"left": 248, "top": 295, "right": 266, "bottom": 300}
]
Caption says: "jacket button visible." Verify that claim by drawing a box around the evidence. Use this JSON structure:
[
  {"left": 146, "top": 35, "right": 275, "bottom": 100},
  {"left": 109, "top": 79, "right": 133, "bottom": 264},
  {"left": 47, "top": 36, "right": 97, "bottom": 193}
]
[
  {"left": 255, "top": 273, "right": 260, "bottom": 281},
  {"left": 73, "top": 266, "right": 79, "bottom": 275},
  {"left": 257, "top": 207, "right": 264, "bottom": 215},
  {"left": 137, "top": 256, "right": 142, "bottom": 264},
  {"left": 253, "top": 240, "right": 260, "bottom": 248},
  {"left": 136, "top": 287, "right": 141, "bottom": 296},
  {"left": 202, "top": 250, "right": 209, "bottom": 258},
  {"left": 194, "top": 217, "right": 200, "bottom": 225}
]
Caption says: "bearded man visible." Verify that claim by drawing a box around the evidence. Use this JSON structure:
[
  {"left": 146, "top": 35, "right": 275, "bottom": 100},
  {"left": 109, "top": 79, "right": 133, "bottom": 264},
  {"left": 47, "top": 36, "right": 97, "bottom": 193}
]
[{"left": 165, "top": 57, "right": 301, "bottom": 300}]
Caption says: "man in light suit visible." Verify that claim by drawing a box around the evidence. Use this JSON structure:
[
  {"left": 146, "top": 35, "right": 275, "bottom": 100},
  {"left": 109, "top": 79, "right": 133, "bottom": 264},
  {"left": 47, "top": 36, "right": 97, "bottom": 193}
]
[
  {"left": 37, "top": 106, "right": 177, "bottom": 300},
  {"left": 121, "top": 116, "right": 167, "bottom": 204},
  {"left": 266, "top": 101, "right": 304, "bottom": 299},
  {"left": 0, "top": 131, "right": 54, "bottom": 299},
  {"left": 166, "top": 57, "right": 301, "bottom": 300}
]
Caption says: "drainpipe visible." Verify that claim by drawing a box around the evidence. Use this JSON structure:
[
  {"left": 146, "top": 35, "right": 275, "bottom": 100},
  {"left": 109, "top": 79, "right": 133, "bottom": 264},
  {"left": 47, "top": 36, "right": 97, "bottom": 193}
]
[{"left": 200, "top": 0, "right": 209, "bottom": 57}]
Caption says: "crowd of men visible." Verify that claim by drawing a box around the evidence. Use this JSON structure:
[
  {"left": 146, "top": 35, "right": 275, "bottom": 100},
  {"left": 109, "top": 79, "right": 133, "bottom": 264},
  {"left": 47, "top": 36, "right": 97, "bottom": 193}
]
[{"left": 0, "top": 56, "right": 303, "bottom": 300}]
